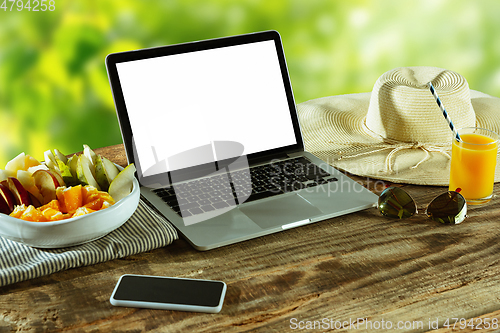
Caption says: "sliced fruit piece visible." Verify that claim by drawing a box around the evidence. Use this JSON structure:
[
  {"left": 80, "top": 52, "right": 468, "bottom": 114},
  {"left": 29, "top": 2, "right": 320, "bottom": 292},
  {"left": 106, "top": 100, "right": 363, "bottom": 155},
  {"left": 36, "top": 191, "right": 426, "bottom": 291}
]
[
  {"left": 53, "top": 149, "right": 68, "bottom": 164},
  {"left": 83, "top": 191, "right": 115, "bottom": 210},
  {"left": 0, "top": 169, "right": 15, "bottom": 182},
  {"left": 83, "top": 198, "right": 102, "bottom": 211},
  {"left": 39, "top": 199, "right": 62, "bottom": 212},
  {"left": 56, "top": 159, "right": 76, "bottom": 186},
  {"left": 9, "top": 204, "right": 27, "bottom": 218},
  {"left": 44, "top": 150, "right": 59, "bottom": 171},
  {"left": 53, "top": 150, "right": 71, "bottom": 184},
  {"left": 4, "top": 177, "right": 31, "bottom": 207},
  {"left": 24, "top": 154, "right": 41, "bottom": 170},
  {"left": 32, "top": 170, "right": 61, "bottom": 204},
  {"left": 16, "top": 170, "right": 35, "bottom": 188},
  {"left": 19, "top": 205, "right": 46, "bottom": 222},
  {"left": 81, "top": 185, "right": 99, "bottom": 204},
  {"left": 108, "top": 164, "right": 136, "bottom": 202},
  {"left": 55, "top": 187, "right": 68, "bottom": 213},
  {"left": 96, "top": 191, "right": 114, "bottom": 204},
  {"left": 57, "top": 160, "right": 78, "bottom": 186},
  {"left": 0, "top": 183, "right": 15, "bottom": 213},
  {"left": 76, "top": 155, "right": 100, "bottom": 190},
  {"left": 72, "top": 206, "right": 96, "bottom": 218},
  {"left": 83, "top": 144, "right": 97, "bottom": 166},
  {"left": 101, "top": 155, "right": 120, "bottom": 183},
  {"left": 27, "top": 164, "right": 50, "bottom": 174},
  {"left": 58, "top": 185, "right": 83, "bottom": 214},
  {"left": 48, "top": 168, "right": 65, "bottom": 187},
  {"left": 66, "top": 154, "right": 79, "bottom": 182},
  {"left": 5, "top": 152, "right": 25, "bottom": 173},
  {"left": 0, "top": 192, "right": 11, "bottom": 214},
  {"left": 28, "top": 192, "right": 42, "bottom": 208},
  {"left": 101, "top": 201, "right": 113, "bottom": 209},
  {"left": 40, "top": 207, "right": 65, "bottom": 221},
  {"left": 17, "top": 170, "right": 44, "bottom": 205},
  {"left": 95, "top": 155, "right": 112, "bottom": 191}
]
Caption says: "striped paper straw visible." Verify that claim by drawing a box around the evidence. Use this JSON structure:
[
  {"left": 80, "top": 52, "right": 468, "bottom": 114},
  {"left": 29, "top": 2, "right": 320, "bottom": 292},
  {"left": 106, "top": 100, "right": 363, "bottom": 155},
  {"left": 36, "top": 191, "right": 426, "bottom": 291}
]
[{"left": 427, "top": 82, "right": 461, "bottom": 142}]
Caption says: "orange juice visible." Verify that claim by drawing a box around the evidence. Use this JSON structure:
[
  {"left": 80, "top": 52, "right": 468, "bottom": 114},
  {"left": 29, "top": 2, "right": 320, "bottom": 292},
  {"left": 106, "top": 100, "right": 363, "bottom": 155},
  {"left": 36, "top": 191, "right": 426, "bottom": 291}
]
[{"left": 449, "top": 132, "right": 498, "bottom": 202}]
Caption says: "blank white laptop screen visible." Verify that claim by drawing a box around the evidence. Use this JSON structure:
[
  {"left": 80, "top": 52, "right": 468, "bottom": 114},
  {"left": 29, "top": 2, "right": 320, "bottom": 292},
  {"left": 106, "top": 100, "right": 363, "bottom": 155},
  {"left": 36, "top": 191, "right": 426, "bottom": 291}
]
[{"left": 116, "top": 40, "right": 297, "bottom": 176}]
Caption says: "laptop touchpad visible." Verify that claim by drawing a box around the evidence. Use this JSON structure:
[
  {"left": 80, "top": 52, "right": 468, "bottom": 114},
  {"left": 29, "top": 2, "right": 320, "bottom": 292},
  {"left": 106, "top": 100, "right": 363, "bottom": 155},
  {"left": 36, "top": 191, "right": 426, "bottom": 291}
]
[{"left": 239, "top": 194, "right": 323, "bottom": 229}]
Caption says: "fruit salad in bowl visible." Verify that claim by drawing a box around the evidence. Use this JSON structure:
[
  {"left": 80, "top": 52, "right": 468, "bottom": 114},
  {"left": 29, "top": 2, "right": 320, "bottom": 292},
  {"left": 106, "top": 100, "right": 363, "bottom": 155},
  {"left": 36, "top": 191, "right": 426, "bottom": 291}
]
[{"left": 0, "top": 145, "right": 139, "bottom": 248}]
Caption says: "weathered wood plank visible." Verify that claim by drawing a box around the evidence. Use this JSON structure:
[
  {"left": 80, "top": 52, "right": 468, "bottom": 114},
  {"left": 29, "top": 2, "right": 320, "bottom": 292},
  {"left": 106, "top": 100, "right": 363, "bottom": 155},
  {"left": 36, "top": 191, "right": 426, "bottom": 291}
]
[{"left": 1, "top": 145, "right": 500, "bottom": 332}]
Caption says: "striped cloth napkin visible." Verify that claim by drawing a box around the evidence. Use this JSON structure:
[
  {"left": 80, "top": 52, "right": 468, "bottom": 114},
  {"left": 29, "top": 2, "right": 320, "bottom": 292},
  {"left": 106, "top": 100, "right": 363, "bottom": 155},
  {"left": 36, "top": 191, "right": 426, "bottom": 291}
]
[{"left": 0, "top": 199, "right": 178, "bottom": 287}]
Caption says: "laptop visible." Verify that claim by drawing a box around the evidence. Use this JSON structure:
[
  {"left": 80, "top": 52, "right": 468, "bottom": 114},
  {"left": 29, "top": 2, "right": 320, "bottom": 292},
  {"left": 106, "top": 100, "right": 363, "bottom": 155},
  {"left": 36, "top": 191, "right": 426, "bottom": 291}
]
[{"left": 105, "top": 30, "right": 378, "bottom": 251}]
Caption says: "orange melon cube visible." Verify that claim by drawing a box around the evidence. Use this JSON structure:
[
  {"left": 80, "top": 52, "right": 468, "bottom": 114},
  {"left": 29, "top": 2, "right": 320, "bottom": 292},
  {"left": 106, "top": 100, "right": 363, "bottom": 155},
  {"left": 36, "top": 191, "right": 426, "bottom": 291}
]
[
  {"left": 56, "top": 187, "right": 67, "bottom": 213},
  {"left": 82, "top": 185, "right": 99, "bottom": 205},
  {"left": 56, "top": 185, "right": 83, "bottom": 214},
  {"left": 39, "top": 199, "right": 62, "bottom": 212},
  {"left": 20, "top": 205, "right": 47, "bottom": 222},
  {"left": 72, "top": 206, "right": 96, "bottom": 218},
  {"left": 10, "top": 204, "right": 27, "bottom": 218},
  {"left": 40, "top": 207, "right": 65, "bottom": 221}
]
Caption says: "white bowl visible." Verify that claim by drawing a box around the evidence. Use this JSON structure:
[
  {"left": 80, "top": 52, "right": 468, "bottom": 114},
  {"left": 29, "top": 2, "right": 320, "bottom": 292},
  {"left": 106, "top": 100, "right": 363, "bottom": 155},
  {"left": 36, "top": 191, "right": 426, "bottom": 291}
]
[{"left": 0, "top": 178, "right": 140, "bottom": 248}]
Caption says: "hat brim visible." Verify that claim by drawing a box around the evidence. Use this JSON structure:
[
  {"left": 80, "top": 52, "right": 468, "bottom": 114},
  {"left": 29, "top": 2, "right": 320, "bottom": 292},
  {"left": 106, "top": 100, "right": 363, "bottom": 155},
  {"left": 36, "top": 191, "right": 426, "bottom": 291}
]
[{"left": 298, "top": 90, "right": 500, "bottom": 186}]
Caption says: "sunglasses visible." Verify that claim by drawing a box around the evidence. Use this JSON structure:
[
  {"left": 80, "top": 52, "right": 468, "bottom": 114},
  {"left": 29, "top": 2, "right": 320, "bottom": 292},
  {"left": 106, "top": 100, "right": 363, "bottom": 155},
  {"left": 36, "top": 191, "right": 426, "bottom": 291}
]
[{"left": 378, "top": 186, "right": 467, "bottom": 224}]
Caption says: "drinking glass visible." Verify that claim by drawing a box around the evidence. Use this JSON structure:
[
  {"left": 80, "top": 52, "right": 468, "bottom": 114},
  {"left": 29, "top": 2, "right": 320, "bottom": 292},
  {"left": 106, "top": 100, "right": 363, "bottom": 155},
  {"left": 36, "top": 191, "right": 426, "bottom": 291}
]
[{"left": 449, "top": 127, "right": 499, "bottom": 205}]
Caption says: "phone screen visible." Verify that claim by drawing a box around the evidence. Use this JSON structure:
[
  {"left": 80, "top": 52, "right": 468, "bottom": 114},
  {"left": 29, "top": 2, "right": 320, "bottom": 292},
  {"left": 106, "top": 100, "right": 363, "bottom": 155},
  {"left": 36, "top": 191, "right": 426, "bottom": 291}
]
[{"left": 112, "top": 275, "right": 226, "bottom": 307}]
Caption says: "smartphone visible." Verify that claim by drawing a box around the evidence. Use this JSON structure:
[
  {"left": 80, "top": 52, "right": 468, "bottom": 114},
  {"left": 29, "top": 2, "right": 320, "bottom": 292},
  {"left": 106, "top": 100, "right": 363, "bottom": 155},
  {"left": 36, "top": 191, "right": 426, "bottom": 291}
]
[{"left": 110, "top": 274, "right": 227, "bottom": 313}]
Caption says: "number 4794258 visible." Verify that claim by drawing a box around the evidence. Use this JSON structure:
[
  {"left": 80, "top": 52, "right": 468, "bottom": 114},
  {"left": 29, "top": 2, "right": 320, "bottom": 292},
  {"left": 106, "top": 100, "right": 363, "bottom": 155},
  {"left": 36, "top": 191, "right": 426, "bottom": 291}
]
[{"left": 1, "top": 0, "right": 55, "bottom": 11}]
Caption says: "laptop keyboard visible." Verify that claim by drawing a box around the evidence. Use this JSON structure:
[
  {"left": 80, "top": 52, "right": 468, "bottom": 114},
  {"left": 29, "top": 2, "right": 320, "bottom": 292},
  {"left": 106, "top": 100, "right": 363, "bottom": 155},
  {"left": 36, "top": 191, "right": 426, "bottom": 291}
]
[{"left": 152, "top": 157, "right": 338, "bottom": 218}]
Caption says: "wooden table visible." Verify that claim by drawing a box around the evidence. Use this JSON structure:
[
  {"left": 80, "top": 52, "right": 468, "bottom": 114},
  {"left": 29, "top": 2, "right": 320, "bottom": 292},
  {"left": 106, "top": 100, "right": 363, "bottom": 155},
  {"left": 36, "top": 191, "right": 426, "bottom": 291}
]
[{"left": 1, "top": 144, "right": 500, "bottom": 332}]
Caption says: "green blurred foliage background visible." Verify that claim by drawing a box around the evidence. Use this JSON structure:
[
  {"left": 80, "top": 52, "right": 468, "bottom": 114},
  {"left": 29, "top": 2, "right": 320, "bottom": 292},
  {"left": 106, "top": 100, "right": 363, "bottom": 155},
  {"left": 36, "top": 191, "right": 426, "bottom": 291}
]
[{"left": 1, "top": 0, "right": 500, "bottom": 166}]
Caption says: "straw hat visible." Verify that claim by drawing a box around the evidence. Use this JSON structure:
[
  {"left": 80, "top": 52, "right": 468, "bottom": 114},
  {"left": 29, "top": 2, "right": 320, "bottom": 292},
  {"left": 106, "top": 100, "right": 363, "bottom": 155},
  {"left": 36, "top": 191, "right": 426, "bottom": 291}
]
[{"left": 297, "top": 66, "right": 500, "bottom": 186}]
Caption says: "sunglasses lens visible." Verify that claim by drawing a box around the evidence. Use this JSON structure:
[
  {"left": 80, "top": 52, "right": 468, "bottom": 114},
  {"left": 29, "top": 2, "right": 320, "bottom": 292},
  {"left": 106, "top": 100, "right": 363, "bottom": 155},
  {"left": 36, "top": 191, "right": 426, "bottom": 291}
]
[
  {"left": 426, "top": 191, "right": 467, "bottom": 224},
  {"left": 378, "top": 187, "right": 417, "bottom": 219}
]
